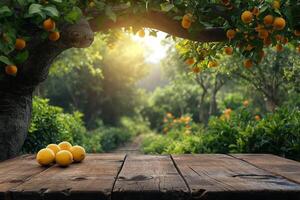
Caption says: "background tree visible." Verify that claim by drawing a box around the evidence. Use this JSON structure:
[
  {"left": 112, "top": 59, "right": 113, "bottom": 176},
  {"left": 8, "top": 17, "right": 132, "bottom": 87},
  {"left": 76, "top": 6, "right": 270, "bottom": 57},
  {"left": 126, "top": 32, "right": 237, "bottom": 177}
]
[{"left": 221, "top": 47, "right": 300, "bottom": 111}]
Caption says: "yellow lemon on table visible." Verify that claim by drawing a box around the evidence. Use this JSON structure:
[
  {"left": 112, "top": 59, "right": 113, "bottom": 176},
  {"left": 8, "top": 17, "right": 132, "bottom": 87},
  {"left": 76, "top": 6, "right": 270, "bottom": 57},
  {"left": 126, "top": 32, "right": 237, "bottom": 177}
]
[
  {"left": 70, "top": 146, "right": 86, "bottom": 162},
  {"left": 36, "top": 148, "right": 55, "bottom": 166},
  {"left": 46, "top": 144, "right": 61, "bottom": 155},
  {"left": 58, "top": 141, "right": 72, "bottom": 151},
  {"left": 70, "top": 145, "right": 85, "bottom": 162},
  {"left": 55, "top": 150, "right": 73, "bottom": 167}
]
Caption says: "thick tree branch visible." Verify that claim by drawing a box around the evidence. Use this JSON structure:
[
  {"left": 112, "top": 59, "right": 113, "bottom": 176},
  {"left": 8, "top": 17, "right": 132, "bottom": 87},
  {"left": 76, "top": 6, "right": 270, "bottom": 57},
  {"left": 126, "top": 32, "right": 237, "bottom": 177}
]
[{"left": 89, "top": 11, "right": 226, "bottom": 42}]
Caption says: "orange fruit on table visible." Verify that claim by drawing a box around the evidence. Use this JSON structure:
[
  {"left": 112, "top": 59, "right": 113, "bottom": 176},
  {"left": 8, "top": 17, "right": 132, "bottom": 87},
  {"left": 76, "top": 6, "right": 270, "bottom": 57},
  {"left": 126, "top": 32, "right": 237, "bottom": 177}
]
[
  {"left": 224, "top": 47, "right": 233, "bottom": 55},
  {"left": 241, "top": 11, "right": 253, "bottom": 23},
  {"left": 36, "top": 148, "right": 55, "bottom": 166},
  {"left": 47, "top": 144, "right": 61, "bottom": 155},
  {"left": 263, "top": 15, "right": 274, "bottom": 25},
  {"left": 273, "top": 0, "right": 280, "bottom": 9},
  {"left": 243, "top": 59, "right": 253, "bottom": 69},
  {"left": 55, "top": 150, "right": 73, "bottom": 167},
  {"left": 5, "top": 65, "right": 18, "bottom": 76},
  {"left": 258, "top": 29, "right": 269, "bottom": 39},
  {"left": 70, "top": 145, "right": 86, "bottom": 162},
  {"left": 43, "top": 18, "right": 56, "bottom": 31},
  {"left": 226, "top": 29, "right": 236, "bottom": 40},
  {"left": 58, "top": 141, "right": 72, "bottom": 151},
  {"left": 15, "top": 38, "right": 26, "bottom": 50},
  {"left": 273, "top": 17, "right": 286, "bottom": 30},
  {"left": 49, "top": 31, "right": 60, "bottom": 41}
]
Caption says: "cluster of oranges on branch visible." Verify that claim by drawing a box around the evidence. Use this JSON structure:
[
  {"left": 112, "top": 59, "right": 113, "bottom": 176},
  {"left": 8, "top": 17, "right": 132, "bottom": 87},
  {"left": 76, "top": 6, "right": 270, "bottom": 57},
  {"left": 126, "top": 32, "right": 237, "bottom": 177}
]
[
  {"left": 181, "top": 0, "right": 300, "bottom": 71},
  {"left": 3, "top": 18, "right": 60, "bottom": 77},
  {"left": 224, "top": 0, "right": 300, "bottom": 68},
  {"left": 36, "top": 141, "right": 86, "bottom": 167}
]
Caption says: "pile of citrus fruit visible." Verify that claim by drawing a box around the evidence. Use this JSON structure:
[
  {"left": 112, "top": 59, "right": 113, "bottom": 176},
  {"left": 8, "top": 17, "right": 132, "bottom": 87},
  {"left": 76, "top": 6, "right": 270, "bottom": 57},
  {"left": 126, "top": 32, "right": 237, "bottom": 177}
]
[{"left": 36, "top": 141, "right": 86, "bottom": 167}]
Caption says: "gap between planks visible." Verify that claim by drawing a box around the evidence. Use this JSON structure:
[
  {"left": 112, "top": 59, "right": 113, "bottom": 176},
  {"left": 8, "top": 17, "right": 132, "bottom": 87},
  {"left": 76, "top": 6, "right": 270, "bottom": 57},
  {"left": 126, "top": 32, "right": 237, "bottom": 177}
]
[
  {"left": 4, "top": 155, "right": 56, "bottom": 200},
  {"left": 110, "top": 154, "right": 127, "bottom": 200},
  {"left": 170, "top": 155, "right": 192, "bottom": 196},
  {"left": 229, "top": 154, "right": 300, "bottom": 186}
]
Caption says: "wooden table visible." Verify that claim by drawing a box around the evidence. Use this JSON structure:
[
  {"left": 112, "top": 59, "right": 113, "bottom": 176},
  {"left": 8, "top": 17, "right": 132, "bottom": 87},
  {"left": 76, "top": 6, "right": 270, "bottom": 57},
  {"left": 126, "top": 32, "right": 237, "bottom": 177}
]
[{"left": 0, "top": 154, "right": 300, "bottom": 200}]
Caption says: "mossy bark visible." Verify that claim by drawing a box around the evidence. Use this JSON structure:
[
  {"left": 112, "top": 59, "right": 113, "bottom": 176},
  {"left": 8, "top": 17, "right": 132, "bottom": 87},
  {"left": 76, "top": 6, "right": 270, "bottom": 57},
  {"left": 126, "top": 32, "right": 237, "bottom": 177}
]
[{"left": 0, "top": 19, "right": 94, "bottom": 161}]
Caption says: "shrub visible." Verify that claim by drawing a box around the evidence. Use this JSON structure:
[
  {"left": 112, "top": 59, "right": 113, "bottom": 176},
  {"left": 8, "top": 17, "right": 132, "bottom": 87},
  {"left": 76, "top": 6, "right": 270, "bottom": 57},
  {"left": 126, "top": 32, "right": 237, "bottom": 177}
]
[
  {"left": 23, "top": 97, "right": 87, "bottom": 153},
  {"left": 234, "top": 106, "right": 300, "bottom": 159},
  {"left": 141, "top": 106, "right": 300, "bottom": 160},
  {"left": 120, "top": 116, "right": 151, "bottom": 136}
]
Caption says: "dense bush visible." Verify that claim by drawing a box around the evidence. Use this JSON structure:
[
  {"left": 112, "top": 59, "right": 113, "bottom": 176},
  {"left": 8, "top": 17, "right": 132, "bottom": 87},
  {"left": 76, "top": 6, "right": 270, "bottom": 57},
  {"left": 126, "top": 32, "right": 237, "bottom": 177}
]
[
  {"left": 142, "top": 114, "right": 207, "bottom": 154},
  {"left": 23, "top": 97, "right": 141, "bottom": 154},
  {"left": 23, "top": 97, "right": 87, "bottom": 153},
  {"left": 142, "top": 106, "right": 300, "bottom": 160}
]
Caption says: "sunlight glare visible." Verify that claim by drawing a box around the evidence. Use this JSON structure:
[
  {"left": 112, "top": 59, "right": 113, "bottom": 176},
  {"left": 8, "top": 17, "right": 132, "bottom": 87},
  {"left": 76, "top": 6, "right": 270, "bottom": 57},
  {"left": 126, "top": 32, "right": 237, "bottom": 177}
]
[{"left": 131, "top": 31, "right": 169, "bottom": 64}]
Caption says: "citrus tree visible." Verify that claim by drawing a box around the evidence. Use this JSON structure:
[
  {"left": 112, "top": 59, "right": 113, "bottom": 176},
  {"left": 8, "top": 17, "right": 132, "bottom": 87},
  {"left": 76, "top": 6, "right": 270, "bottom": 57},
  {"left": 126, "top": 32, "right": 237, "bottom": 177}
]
[{"left": 0, "top": 0, "right": 299, "bottom": 160}]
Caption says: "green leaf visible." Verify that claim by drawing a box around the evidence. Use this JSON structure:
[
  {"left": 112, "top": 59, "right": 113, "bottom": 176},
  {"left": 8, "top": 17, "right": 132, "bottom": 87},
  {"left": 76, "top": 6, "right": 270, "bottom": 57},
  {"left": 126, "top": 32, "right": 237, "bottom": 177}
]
[
  {"left": 28, "top": 4, "right": 42, "bottom": 15},
  {"left": 0, "top": 56, "right": 14, "bottom": 65},
  {"left": 105, "top": 6, "right": 117, "bottom": 22},
  {"left": 14, "top": 51, "right": 29, "bottom": 64},
  {"left": 64, "top": 7, "right": 82, "bottom": 23},
  {"left": 160, "top": 2, "right": 174, "bottom": 12},
  {"left": 0, "top": 6, "right": 13, "bottom": 17},
  {"left": 42, "top": 6, "right": 59, "bottom": 18},
  {"left": 28, "top": 3, "right": 46, "bottom": 18}
]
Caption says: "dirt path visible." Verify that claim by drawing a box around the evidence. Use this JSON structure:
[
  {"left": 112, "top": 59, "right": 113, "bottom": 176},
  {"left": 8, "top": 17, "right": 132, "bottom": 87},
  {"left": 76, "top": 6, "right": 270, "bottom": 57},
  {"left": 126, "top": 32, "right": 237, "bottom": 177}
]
[{"left": 112, "top": 135, "right": 143, "bottom": 155}]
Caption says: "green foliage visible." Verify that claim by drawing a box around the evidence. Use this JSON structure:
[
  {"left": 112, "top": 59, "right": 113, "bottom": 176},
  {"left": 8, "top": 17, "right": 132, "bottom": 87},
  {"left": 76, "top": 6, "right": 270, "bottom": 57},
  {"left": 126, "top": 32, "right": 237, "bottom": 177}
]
[
  {"left": 23, "top": 96, "right": 87, "bottom": 153},
  {"left": 42, "top": 33, "right": 149, "bottom": 128},
  {"left": 23, "top": 96, "right": 143, "bottom": 154},
  {"left": 142, "top": 106, "right": 300, "bottom": 160},
  {"left": 142, "top": 75, "right": 202, "bottom": 129},
  {"left": 233, "top": 107, "right": 300, "bottom": 160}
]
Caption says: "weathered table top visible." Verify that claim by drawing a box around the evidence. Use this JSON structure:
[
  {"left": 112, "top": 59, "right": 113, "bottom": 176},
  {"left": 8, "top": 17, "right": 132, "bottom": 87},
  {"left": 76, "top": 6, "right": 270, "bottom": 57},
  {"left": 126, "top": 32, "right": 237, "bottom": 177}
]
[{"left": 0, "top": 154, "right": 300, "bottom": 200}]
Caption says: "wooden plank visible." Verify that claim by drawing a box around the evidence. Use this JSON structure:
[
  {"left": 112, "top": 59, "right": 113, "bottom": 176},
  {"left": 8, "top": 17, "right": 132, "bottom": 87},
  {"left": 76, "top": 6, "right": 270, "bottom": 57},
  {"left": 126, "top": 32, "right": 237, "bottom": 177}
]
[
  {"left": 0, "top": 155, "right": 48, "bottom": 200},
  {"left": 231, "top": 154, "right": 300, "bottom": 184},
  {"left": 172, "top": 154, "right": 300, "bottom": 200},
  {"left": 10, "top": 154, "right": 126, "bottom": 200},
  {"left": 112, "top": 155, "right": 189, "bottom": 200}
]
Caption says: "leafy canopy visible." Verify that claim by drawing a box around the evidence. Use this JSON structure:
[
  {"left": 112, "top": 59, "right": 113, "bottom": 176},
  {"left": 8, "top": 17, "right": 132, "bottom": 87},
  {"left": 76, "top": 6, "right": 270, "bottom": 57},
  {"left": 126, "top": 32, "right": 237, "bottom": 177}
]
[{"left": 0, "top": 0, "right": 300, "bottom": 76}]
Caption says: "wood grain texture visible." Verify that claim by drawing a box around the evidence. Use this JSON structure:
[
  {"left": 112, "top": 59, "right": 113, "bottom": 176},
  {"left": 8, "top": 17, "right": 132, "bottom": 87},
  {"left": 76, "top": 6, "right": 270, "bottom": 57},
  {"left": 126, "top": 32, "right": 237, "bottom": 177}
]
[
  {"left": 10, "top": 154, "right": 125, "bottom": 200},
  {"left": 112, "top": 155, "right": 189, "bottom": 200},
  {"left": 172, "top": 154, "right": 300, "bottom": 200},
  {"left": 231, "top": 154, "right": 300, "bottom": 184},
  {"left": 0, "top": 155, "right": 48, "bottom": 200}
]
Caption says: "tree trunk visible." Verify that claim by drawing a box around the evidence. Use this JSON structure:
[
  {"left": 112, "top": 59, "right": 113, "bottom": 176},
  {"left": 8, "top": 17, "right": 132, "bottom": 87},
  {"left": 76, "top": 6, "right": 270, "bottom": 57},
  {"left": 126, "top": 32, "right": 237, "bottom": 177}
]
[
  {"left": 266, "top": 97, "right": 278, "bottom": 112},
  {"left": 198, "top": 90, "right": 207, "bottom": 123},
  {"left": 209, "top": 90, "right": 218, "bottom": 116},
  {"left": 0, "top": 92, "right": 32, "bottom": 160},
  {"left": 0, "top": 19, "right": 94, "bottom": 161}
]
